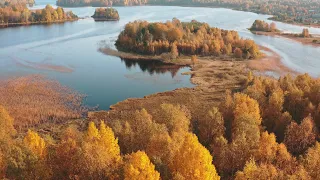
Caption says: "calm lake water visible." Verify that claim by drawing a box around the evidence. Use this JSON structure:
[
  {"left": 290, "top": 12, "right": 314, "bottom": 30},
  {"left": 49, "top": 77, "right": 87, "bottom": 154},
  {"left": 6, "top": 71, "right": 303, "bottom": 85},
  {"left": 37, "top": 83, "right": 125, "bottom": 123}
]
[{"left": 0, "top": 0, "right": 319, "bottom": 109}]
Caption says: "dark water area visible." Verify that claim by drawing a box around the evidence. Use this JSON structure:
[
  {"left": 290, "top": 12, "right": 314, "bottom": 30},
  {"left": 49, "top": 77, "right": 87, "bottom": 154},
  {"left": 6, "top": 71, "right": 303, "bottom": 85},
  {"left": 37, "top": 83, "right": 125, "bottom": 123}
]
[
  {"left": 0, "top": 17, "right": 192, "bottom": 109},
  {"left": 0, "top": 0, "right": 319, "bottom": 109},
  {"left": 121, "top": 59, "right": 184, "bottom": 78}
]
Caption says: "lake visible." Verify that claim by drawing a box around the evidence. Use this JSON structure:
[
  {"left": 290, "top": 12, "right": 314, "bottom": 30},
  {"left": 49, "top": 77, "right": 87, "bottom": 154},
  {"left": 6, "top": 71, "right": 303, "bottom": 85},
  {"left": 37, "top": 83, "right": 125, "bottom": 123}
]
[{"left": 0, "top": 0, "right": 319, "bottom": 109}]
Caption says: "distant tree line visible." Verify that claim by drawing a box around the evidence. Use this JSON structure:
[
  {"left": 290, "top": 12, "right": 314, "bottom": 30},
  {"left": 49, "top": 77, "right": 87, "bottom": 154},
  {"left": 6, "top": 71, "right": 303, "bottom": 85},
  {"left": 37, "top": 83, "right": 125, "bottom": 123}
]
[
  {"left": 57, "top": 0, "right": 147, "bottom": 7},
  {"left": 0, "top": 4, "right": 78, "bottom": 26},
  {"left": 56, "top": 0, "right": 320, "bottom": 26}
]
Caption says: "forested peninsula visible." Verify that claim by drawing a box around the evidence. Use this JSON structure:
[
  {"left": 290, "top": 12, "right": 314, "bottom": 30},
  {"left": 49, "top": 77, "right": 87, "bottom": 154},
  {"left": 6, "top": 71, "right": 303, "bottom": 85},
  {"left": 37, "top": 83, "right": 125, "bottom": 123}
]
[
  {"left": 249, "top": 20, "right": 320, "bottom": 47},
  {"left": 0, "top": 0, "right": 35, "bottom": 6},
  {"left": 0, "top": 4, "right": 78, "bottom": 28}
]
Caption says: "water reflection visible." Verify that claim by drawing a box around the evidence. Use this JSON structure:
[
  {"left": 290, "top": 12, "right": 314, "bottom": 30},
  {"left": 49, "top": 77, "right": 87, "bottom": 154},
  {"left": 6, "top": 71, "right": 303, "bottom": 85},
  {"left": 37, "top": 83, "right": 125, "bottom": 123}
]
[{"left": 120, "top": 58, "right": 183, "bottom": 78}]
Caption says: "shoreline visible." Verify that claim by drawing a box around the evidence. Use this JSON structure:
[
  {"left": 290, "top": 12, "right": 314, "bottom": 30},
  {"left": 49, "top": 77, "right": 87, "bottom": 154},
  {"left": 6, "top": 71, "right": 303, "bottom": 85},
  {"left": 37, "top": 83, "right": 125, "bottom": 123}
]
[
  {"left": 267, "top": 17, "right": 320, "bottom": 29},
  {"left": 92, "top": 18, "right": 119, "bottom": 21},
  {"left": 0, "top": 18, "right": 79, "bottom": 28},
  {"left": 56, "top": 3, "right": 320, "bottom": 29},
  {"left": 248, "top": 45, "right": 297, "bottom": 77},
  {"left": 89, "top": 46, "right": 289, "bottom": 121},
  {"left": 251, "top": 30, "right": 320, "bottom": 47},
  {"left": 89, "top": 58, "right": 248, "bottom": 121},
  {"left": 99, "top": 47, "right": 193, "bottom": 66}
]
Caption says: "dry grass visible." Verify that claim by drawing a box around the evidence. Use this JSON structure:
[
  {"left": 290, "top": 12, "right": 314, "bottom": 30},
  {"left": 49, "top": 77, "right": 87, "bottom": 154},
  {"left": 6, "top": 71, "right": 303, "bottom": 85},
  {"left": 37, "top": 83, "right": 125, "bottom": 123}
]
[
  {"left": 252, "top": 31, "right": 320, "bottom": 47},
  {"left": 89, "top": 58, "right": 248, "bottom": 127},
  {"left": 280, "top": 33, "right": 320, "bottom": 47},
  {"left": 247, "top": 46, "right": 297, "bottom": 76},
  {"left": 92, "top": 43, "right": 251, "bottom": 124},
  {"left": 0, "top": 75, "right": 86, "bottom": 128}
]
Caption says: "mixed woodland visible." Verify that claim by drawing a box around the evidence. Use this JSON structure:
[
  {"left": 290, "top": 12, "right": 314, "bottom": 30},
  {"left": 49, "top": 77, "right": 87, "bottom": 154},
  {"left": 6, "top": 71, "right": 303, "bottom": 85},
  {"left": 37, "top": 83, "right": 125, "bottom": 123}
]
[
  {"left": 0, "top": 0, "right": 319, "bottom": 179},
  {"left": 0, "top": 0, "right": 35, "bottom": 6},
  {"left": 91, "top": 7, "right": 119, "bottom": 20},
  {"left": 0, "top": 72, "right": 319, "bottom": 179},
  {"left": 249, "top": 20, "right": 278, "bottom": 32},
  {"left": 116, "top": 19, "right": 261, "bottom": 60},
  {"left": 0, "top": 4, "right": 77, "bottom": 25}
]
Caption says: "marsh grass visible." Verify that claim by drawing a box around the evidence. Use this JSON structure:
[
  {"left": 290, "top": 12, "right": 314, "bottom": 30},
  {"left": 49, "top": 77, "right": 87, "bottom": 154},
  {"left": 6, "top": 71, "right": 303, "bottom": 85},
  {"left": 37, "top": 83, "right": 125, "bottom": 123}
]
[{"left": 0, "top": 75, "right": 86, "bottom": 128}]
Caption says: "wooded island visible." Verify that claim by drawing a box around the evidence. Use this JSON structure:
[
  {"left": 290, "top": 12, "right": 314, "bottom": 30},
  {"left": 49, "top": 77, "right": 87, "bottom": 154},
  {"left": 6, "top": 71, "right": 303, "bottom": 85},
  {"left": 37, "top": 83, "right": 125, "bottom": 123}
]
[
  {"left": 116, "top": 19, "right": 261, "bottom": 60},
  {"left": 91, "top": 8, "right": 119, "bottom": 21}
]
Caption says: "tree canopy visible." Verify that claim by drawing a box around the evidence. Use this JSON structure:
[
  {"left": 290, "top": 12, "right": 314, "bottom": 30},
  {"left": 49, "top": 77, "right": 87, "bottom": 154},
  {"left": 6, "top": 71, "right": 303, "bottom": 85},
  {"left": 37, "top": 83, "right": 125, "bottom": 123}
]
[
  {"left": 0, "top": 4, "right": 77, "bottom": 26},
  {"left": 91, "top": 7, "right": 119, "bottom": 21},
  {"left": 116, "top": 19, "right": 261, "bottom": 60},
  {"left": 0, "top": 73, "right": 319, "bottom": 179},
  {"left": 249, "top": 20, "right": 279, "bottom": 32}
]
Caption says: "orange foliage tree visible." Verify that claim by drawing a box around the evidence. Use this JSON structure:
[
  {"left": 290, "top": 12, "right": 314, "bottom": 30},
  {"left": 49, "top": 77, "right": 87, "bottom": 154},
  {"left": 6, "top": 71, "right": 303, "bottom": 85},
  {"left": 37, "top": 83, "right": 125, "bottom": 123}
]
[
  {"left": 80, "top": 121, "right": 121, "bottom": 179},
  {"left": 169, "top": 133, "right": 220, "bottom": 180},
  {"left": 123, "top": 151, "right": 160, "bottom": 180}
]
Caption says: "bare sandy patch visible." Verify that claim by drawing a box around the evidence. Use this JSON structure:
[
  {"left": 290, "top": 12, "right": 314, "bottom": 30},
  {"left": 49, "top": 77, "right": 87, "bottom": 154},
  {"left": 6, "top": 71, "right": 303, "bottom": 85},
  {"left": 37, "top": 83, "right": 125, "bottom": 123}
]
[
  {"left": 247, "top": 46, "right": 297, "bottom": 76},
  {"left": 11, "top": 56, "right": 73, "bottom": 73},
  {"left": 251, "top": 30, "right": 320, "bottom": 47}
]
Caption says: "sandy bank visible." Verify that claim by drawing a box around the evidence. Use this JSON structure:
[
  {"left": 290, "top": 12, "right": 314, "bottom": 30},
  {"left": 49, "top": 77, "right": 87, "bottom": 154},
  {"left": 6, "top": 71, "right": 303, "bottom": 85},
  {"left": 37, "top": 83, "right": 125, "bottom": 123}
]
[
  {"left": 0, "top": 18, "right": 79, "bottom": 28},
  {"left": 247, "top": 46, "right": 297, "bottom": 77},
  {"left": 251, "top": 31, "right": 320, "bottom": 47},
  {"left": 89, "top": 47, "right": 285, "bottom": 123},
  {"left": 267, "top": 17, "right": 320, "bottom": 29}
]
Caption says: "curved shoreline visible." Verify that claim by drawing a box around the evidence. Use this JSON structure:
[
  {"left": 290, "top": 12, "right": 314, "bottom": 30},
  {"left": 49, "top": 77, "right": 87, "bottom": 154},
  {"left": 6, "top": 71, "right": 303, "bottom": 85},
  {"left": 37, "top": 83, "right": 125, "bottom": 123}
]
[
  {"left": 89, "top": 58, "right": 248, "bottom": 121},
  {"left": 98, "top": 47, "right": 192, "bottom": 66},
  {"left": 0, "top": 18, "right": 79, "bottom": 28},
  {"left": 55, "top": 3, "right": 320, "bottom": 28},
  {"left": 89, "top": 46, "right": 287, "bottom": 121},
  {"left": 247, "top": 46, "right": 297, "bottom": 77},
  {"left": 251, "top": 30, "right": 320, "bottom": 47},
  {"left": 267, "top": 17, "right": 320, "bottom": 29}
]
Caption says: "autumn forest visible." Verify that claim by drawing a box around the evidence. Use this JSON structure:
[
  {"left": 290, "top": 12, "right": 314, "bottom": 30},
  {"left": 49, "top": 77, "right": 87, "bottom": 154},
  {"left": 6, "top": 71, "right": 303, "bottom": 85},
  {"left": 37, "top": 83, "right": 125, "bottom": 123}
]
[
  {"left": 0, "top": 70, "right": 319, "bottom": 180},
  {"left": 0, "top": 0, "right": 320, "bottom": 179},
  {"left": 0, "top": 4, "right": 77, "bottom": 26},
  {"left": 116, "top": 19, "right": 261, "bottom": 60}
]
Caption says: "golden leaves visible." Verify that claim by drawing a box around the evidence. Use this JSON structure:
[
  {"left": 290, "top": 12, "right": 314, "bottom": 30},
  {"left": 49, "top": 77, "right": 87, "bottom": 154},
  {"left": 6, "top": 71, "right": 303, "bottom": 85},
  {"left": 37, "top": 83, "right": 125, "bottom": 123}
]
[
  {"left": 23, "top": 130, "right": 46, "bottom": 158},
  {"left": 123, "top": 151, "right": 160, "bottom": 180},
  {"left": 170, "top": 133, "right": 220, "bottom": 180}
]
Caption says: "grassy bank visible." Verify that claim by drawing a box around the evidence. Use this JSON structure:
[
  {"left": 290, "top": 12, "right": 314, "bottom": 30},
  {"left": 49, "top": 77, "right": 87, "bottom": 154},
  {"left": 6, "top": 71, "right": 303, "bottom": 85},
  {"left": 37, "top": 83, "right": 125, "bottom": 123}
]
[
  {"left": 0, "top": 18, "right": 78, "bottom": 28},
  {"left": 251, "top": 30, "right": 320, "bottom": 47},
  {"left": 91, "top": 46, "right": 285, "bottom": 123}
]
